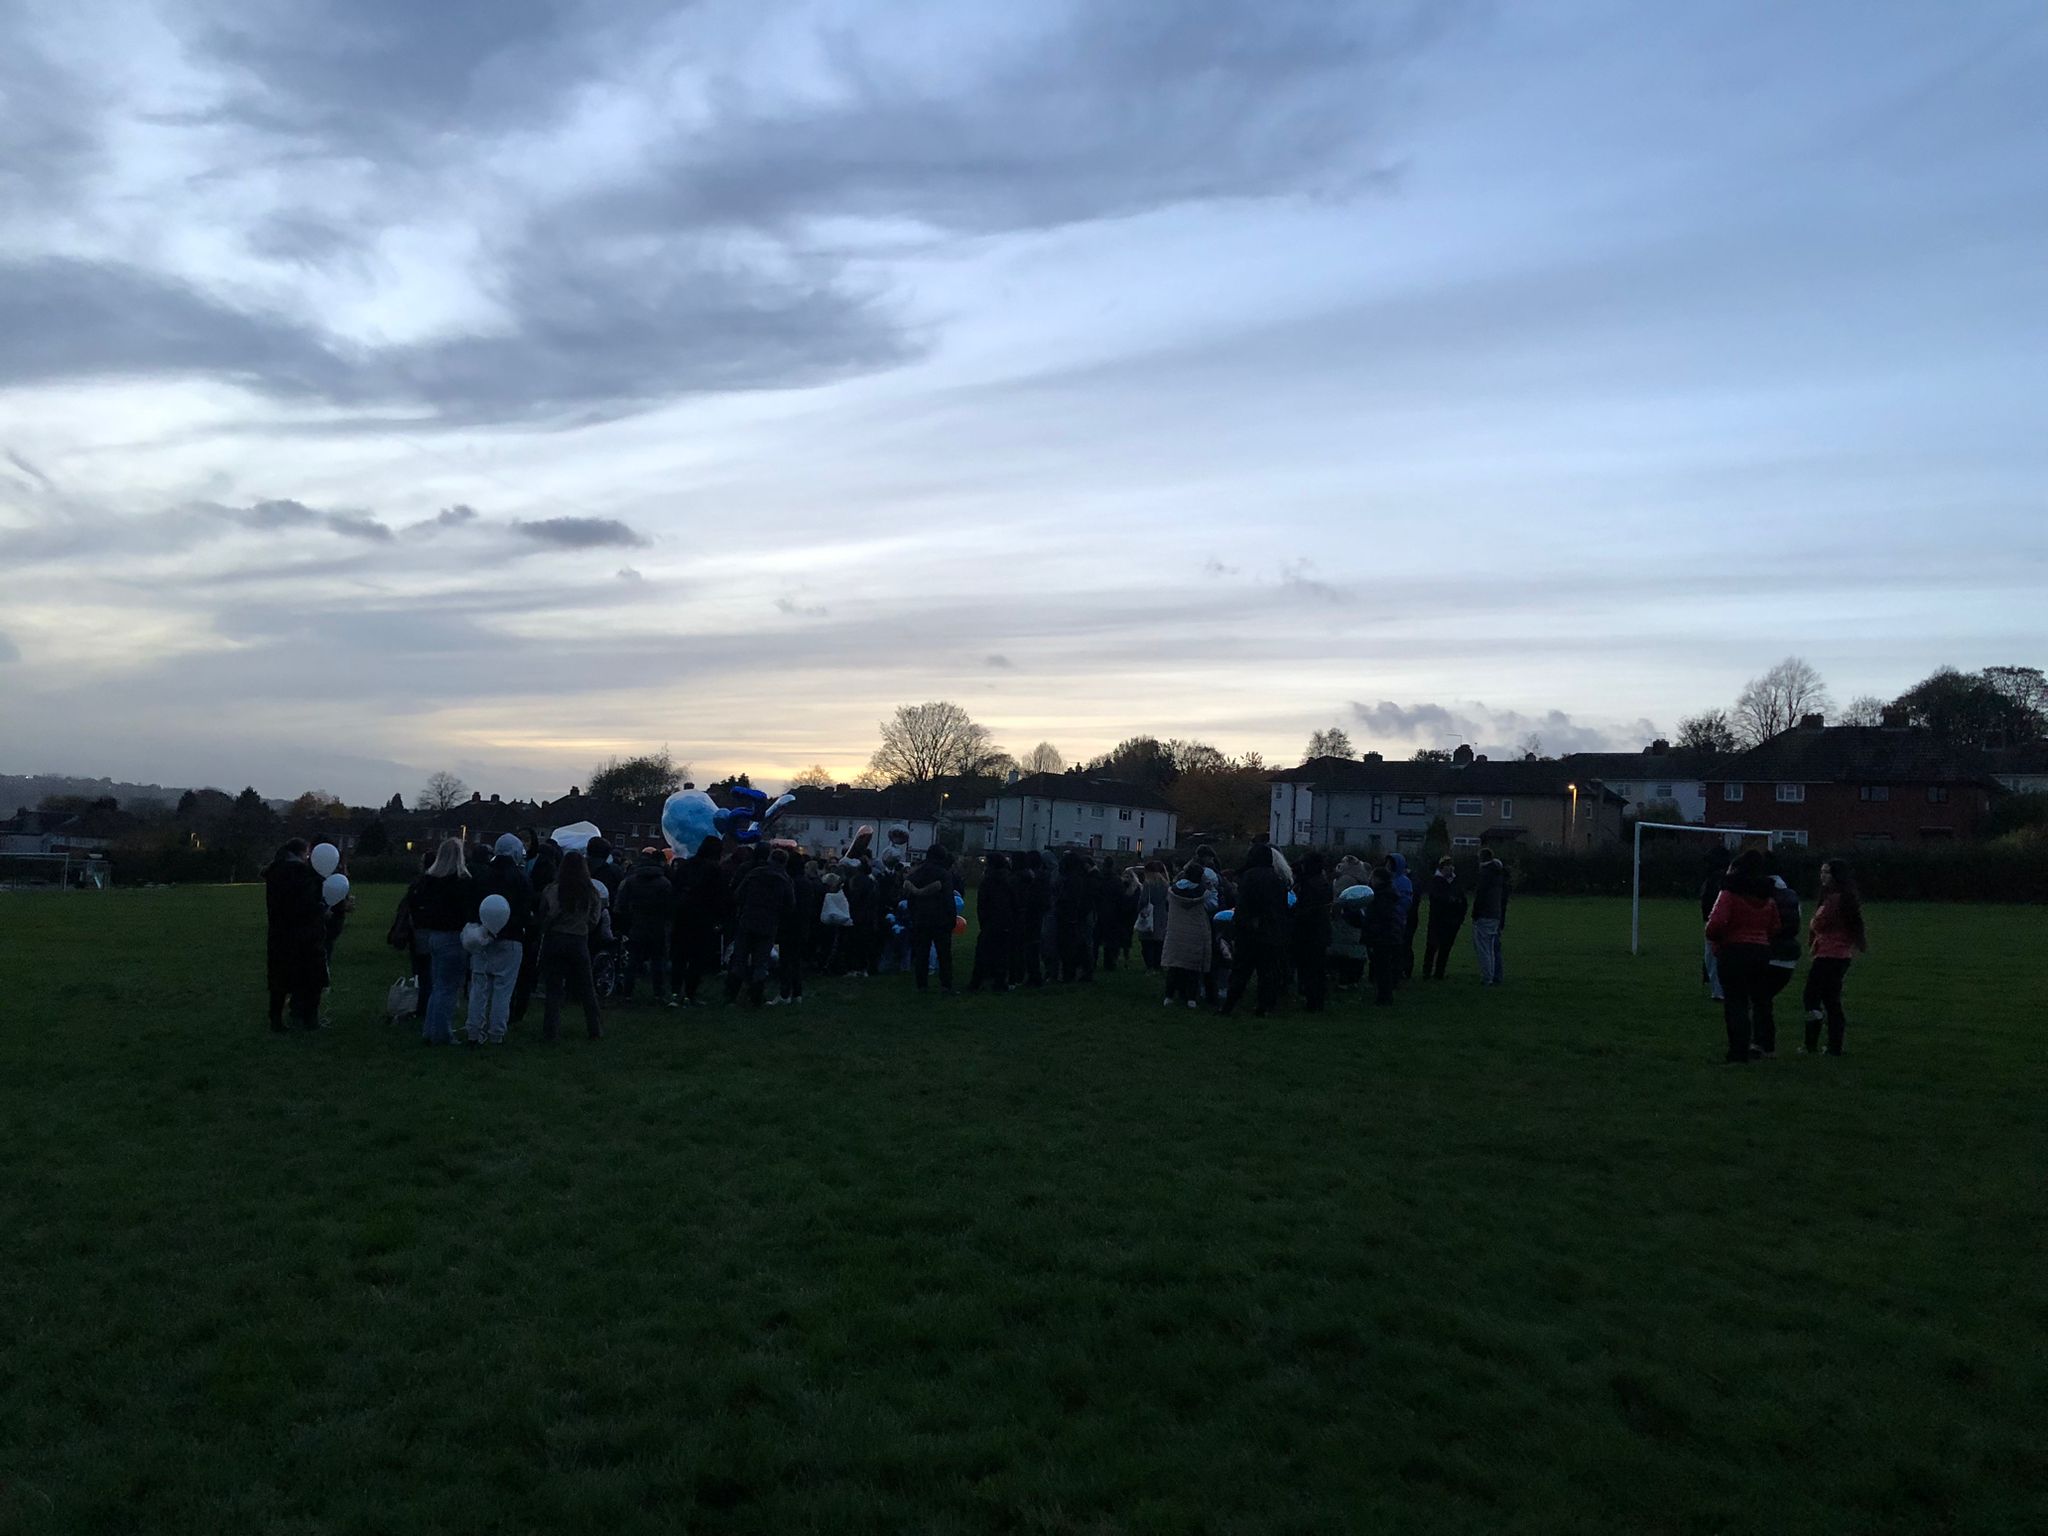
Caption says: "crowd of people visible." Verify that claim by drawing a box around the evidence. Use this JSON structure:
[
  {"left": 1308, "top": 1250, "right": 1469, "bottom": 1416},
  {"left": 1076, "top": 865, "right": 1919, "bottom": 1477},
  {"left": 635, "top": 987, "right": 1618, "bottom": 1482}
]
[
  {"left": 264, "top": 825, "right": 1864, "bottom": 1062},
  {"left": 262, "top": 827, "right": 1523, "bottom": 1042},
  {"left": 1702, "top": 850, "right": 1868, "bottom": 1063}
]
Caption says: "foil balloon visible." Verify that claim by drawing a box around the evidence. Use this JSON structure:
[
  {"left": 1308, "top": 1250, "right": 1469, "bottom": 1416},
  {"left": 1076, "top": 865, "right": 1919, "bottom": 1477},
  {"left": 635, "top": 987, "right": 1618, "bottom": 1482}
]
[{"left": 660, "top": 791, "right": 720, "bottom": 857}]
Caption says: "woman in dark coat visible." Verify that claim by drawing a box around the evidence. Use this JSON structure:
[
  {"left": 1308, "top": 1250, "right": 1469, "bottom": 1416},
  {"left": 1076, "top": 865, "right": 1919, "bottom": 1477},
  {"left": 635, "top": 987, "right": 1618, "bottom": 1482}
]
[
  {"left": 969, "top": 853, "right": 1017, "bottom": 992},
  {"left": 1360, "top": 866, "right": 1404, "bottom": 1006},
  {"left": 263, "top": 839, "right": 328, "bottom": 1031},
  {"left": 1053, "top": 851, "right": 1096, "bottom": 982},
  {"left": 1220, "top": 846, "right": 1289, "bottom": 1017},
  {"left": 1290, "top": 852, "right": 1333, "bottom": 1013},
  {"left": 409, "top": 838, "right": 483, "bottom": 1045}
]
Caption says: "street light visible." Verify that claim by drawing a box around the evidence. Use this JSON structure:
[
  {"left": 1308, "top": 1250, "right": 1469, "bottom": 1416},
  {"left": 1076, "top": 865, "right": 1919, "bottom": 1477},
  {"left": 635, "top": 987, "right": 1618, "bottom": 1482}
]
[{"left": 1567, "top": 782, "right": 1578, "bottom": 842}]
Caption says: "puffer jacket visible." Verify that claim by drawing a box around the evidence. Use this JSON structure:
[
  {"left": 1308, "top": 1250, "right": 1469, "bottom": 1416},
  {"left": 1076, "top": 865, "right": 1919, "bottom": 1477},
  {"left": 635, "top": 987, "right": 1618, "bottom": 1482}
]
[{"left": 1160, "top": 884, "right": 1212, "bottom": 972}]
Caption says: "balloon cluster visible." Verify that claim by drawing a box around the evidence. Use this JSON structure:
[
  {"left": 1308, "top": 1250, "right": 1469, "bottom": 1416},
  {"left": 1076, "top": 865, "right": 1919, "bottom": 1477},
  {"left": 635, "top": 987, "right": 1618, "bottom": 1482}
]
[
  {"left": 659, "top": 784, "right": 797, "bottom": 857},
  {"left": 883, "top": 893, "right": 969, "bottom": 939},
  {"left": 311, "top": 842, "right": 349, "bottom": 908}
]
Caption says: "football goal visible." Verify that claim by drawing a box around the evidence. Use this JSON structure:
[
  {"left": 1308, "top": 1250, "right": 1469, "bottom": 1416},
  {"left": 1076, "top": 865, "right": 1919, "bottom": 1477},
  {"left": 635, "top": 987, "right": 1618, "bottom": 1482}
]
[{"left": 1630, "top": 821, "right": 1778, "bottom": 955}]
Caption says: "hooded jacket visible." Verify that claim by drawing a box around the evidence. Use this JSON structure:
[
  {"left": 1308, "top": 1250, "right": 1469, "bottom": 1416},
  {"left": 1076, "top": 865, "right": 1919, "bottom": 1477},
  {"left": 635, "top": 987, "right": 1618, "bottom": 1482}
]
[
  {"left": 1161, "top": 881, "right": 1212, "bottom": 972},
  {"left": 478, "top": 852, "right": 536, "bottom": 941},
  {"left": 616, "top": 862, "right": 676, "bottom": 938}
]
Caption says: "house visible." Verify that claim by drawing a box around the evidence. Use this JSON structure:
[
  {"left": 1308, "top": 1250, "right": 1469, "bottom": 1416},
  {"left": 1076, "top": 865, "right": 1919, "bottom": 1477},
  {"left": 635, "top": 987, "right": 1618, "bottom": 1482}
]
[
  {"left": 1702, "top": 717, "right": 2004, "bottom": 846},
  {"left": 0, "top": 805, "right": 137, "bottom": 854},
  {"left": 773, "top": 784, "right": 945, "bottom": 858},
  {"left": 983, "top": 774, "right": 1179, "bottom": 855},
  {"left": 1268, "top": 750, "right": 1626, "bottom": 853},
  {"left": 1558, "top": 742, "right": 1713, "bottom": 824},
  {"left": 1985, "top": 741, "right": 2048, "bottom": 795}
]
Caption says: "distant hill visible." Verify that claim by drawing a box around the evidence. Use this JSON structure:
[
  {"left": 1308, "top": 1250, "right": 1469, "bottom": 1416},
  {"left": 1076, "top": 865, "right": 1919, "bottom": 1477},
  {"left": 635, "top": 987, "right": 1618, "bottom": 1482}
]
[{"left": 0, "top": 773, "right": 196, "bottom": 814}]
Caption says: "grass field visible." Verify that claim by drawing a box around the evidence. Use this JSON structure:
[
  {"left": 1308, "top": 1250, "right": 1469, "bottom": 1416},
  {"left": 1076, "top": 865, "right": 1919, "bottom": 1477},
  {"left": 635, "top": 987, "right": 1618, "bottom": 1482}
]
[{"left": 2, "top": 888, "right": 2043, "bottom": 1534}]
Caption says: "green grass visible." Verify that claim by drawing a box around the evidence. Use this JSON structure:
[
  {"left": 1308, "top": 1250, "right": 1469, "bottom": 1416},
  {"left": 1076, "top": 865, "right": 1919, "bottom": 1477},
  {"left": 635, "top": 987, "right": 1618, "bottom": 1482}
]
[{"left": 1, "top": 889, "right": 2042, "bottom": 1535}]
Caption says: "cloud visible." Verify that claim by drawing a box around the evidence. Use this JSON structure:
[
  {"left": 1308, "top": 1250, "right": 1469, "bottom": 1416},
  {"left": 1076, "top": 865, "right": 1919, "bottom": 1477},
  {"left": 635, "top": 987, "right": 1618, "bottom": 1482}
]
[
  {"left": 434, "top": 504, "right": 479, "bottom": 528},
  {"left": 1202, "top": 559, "right": 1240, "bottom": 577},
  {"left": 616, "top": 566, "right": 645, "bottom": 583},
  {"left": 985, "top": 653, "right": 1014, "bottom": 669},
  {"left": 0, "top": 630, "right": 19, "bottom": 664},
  {"left": 5, "top": 451, "right": 54, "bottom": 489},
  {"left": 1278, "top": 558, "right": 1345, "bottom": 603},
  {"left": 243, "top": 498, "right": 395, "bottom": 543},
  {"left": 509, "top": 516, "right": 646, "bottom": 549},
  {"left": 1347, "top": 699, "right": 1655, "bottom": 757},
  {"left": 775, "top": 595, "right": 830, "bottom": 618}
]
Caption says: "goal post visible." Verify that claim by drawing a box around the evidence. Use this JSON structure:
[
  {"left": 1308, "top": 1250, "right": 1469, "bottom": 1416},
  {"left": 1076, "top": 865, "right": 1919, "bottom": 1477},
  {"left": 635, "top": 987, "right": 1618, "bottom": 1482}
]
[{"left": 1630, "top": 821, "right": 1778, "bottom": 955}]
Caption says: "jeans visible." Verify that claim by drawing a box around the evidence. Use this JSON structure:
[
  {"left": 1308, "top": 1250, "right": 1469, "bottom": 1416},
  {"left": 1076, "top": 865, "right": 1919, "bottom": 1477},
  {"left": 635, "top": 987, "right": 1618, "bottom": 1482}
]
[
  {"left": 1803, "top": 958, "right": 1852, "bottom": 1054},
  {"left": 1471, "top": 918, "right": 1504, "bottom": 985},
  {"left": 466, "top": 938, "right": 522, "bottom": 1042},
  {"left": 423, "top": 930, "right": 467, "bottom": 1043},
  {"left": 911, "top": 923, "right": 954, "bottom": 991},
  {"left": 540, "top": 932, "right": 603, "bottom": 1039},
  {"left": 1703, "top": 940, "right": 1723, "bottom": 1001},
  {"left": 1717, "top": 944, "right": 1774, "bottom": 1060},
  {"left": 620, "top": 927, "right": 669, "bottom": 1000},
  {"left": 1423, "top": 918, "right": 1463, "bottom": 980}
]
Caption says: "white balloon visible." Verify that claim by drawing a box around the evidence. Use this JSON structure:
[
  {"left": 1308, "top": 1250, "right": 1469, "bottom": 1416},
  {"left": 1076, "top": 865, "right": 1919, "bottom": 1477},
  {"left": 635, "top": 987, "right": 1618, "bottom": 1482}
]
[
  {"left": 550, "top": 820, "right": 601, "bottom": 853},
  {"left": 479, "top": 893, "right": 511, "bottom": 935},
  {"left": 310, "top": 842, "right": 341, "bottom": 877},
  {"left": 322, "top": 872, "right": 351, "bottom": 907}
]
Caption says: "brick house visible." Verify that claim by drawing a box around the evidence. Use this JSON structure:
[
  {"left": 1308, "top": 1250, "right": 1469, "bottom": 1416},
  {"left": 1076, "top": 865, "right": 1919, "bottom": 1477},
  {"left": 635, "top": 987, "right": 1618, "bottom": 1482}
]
[
  {"left": 1703, "top": 717, "right": 2004, "bottom": 847},
  {"left": 984, "top": 774, "right": 1180, "bottom": 855},
  {"left": 1268, "top": 751, "right": 1625, "bottom": 853}
]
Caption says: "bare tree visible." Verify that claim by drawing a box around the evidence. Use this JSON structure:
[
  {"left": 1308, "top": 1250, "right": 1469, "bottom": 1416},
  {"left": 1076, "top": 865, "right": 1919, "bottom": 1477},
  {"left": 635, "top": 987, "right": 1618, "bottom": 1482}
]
[
  {"left": 1020, "top": 741, "right": 1065, "bottom": 775},
  {"left": 1306, "top": 726, "right": 1354, "bottom": 760},
  {"left": 1733, "top": 657, "right": 1832, "bottom": 744},
  {"left": 867, "top": 702, "right": 1007, "bottom": 786},
  {"left": 1516, "top": 732, "right": 1546, "bottom": 761},
  {"left": 1838, "top": 694, "right": 1889, "bottom": 727},
  {"left": 786, "top": 763, "right": 836, "bottom": 790},
  {"left": 1676, "top": 710, "right": 1739, "bottom": 756},
  {"left": 418, "top": 771, "right": 469, "bottom": 813}
]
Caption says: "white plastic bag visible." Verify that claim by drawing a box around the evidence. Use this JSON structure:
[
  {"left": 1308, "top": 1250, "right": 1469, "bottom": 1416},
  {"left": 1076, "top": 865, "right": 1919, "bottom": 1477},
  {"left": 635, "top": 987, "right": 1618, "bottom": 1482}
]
[
  {"left": 386, "top": 975, "right": 419, "bottom": 1021},
  {"left": 820, "top": 891, "right": 853, "bottom": 927}
]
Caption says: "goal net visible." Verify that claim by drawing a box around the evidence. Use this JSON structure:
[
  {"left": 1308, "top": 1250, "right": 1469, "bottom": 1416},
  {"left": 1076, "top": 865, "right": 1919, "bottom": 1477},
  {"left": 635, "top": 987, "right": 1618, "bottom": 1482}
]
[{"left": 1630, "top": 821, "right": 1778, "bottom": 955}]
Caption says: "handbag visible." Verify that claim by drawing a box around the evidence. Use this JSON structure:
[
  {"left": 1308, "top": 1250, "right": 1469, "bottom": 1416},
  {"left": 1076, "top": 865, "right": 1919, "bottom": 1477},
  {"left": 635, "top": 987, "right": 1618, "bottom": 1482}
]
[{"left": 1133, "top": 904, "right": 1156, "bottom": 937}]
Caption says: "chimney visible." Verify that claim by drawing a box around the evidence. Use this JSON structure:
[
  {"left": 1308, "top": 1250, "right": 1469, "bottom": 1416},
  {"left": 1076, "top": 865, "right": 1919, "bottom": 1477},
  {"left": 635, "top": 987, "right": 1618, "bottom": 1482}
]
[
  {"left": 1649, "top": 738, "right": 1670, "bottom": 755},
  {"left": 1005, "top": 767, "right": 1020, "bottom": 786},
  {"left": 1452, "top": 744, "right": 1474, "bottom": 765},
  {"left": 1799, "top": 713, "right": 1825, "bottom": 730},
  {"left": 470, "top": 790, "right": 482, "bottom": 802},
  {"left": 1474, "top": 753, "right": 1489, "bottom": 763},
  {"left": 1362, "top": 751, "right": 1383, "bottom": 763},
  {"left": 489, "top": 793, "right": 500, "bottom": 803},
  {"left": 569, "top": 785, "right": 581, "bottom": 797},
  {"left": 1880, "top": 706, "right": 1907, "bottom": 729}
]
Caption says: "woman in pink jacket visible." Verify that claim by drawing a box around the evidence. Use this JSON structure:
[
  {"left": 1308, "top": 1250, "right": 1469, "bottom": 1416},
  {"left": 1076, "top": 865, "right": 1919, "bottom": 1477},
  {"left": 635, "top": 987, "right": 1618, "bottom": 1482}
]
[
  {"left": 1803, "top": 860, "right": 1867, "bottom": 1056},
  {"left": 1705, "top": 848, "right": 1782, "bottom": 1063}
]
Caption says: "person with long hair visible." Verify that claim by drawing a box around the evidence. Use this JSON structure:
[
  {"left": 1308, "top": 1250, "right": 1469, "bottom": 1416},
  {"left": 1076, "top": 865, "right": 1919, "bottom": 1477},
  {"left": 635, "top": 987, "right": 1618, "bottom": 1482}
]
[
  {"left": 537, "top": 850, "right": 605, "bottom": 1040},
  {"left": 1705, "top": 847, "right": 1782, "bottom": 1062},
  {"left": 1160, "top": 863, "right": 1212, "bottom": 1009},
  {"left": 1803, "top": 860, "right": 1868, "bottom": 1055},
  {"left": 262, "top": 839, "right": 327, "bottom": 1031},
  {"left": 1220, "top": 843, "right": 1290, "bottom": 1017},
  {"left": 1290, "top": 851, "right": 1333, "bottom": 1013},
  {"left": 410, "top": 838, "right": 482, "bottom": 1045},
  {"left": 1138, "top": 862, "right": 1170, "bottom": 973}
]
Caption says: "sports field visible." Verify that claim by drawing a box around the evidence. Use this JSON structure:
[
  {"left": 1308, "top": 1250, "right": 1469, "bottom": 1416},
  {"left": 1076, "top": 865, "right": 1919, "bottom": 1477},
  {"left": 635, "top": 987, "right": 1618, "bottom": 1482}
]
[{"left": 1, "top": 888, "right": 2041, "bottom": 1534}]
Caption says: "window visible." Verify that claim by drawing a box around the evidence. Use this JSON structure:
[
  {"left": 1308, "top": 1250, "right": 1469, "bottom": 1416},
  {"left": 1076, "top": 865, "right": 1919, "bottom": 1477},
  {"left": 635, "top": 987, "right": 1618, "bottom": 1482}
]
[
  {"left": 1273, "top": 787, "right": 1285, "bottom": 802},
  {"left": 1452, "top": 835, "right": 1479, "bottom": 849},
  {"left": 1655, "top": 783, "right": 1673, "bottom": 799},
  {"left": 1770, "top": 830, "right": 1808, "bottom": 848},
  {"left": 1499, "top": 799, "right": 1514, "bottom": 821},
  {"left": 1855, "top": 832, "right": 1894, "bottom": 844},
  {"left": 1370, "top": 795, "right": 1383, "bottom": 823},
  {"left": 1398, "top": 795, "right": 1428, "bottom": 815},
  {"left": 826, "top": 818, "right": 841, "bottom": 830},
  {"left": 1927, "top": 786, "right": 1950, "bottom": 804},
  {"left": 1858, "top": 786, "right": 1889, "bottom": 802},
  {"left": 1396, "top": 830, "right": 1423, "bottom": 847},
  {"left": 1091, "top": 805, "right": 1104, "bottom": 818},
  {"left": 1332, "top": 827, "right": 1347, "bottom": 846},
  {"left": 1116, "top": 836, "right": 1131, "bottom": 851},
  {"left": 1453, "top": 797, "right": 1483, "bottom": 817},
  {"left": 1775, "top": 783, "right": 1805, "bottom": 803},
  {"left": 1725, "top": 783, "right": 1744, "bottom": 802},
  {"left": 1614, "top": 783, "right": 1634, "bottom": 799},
  {"left": 1367, "top": 833, "right": 1383, "bottom": 852},
  {"left": 1119, "top": 807, "right": 1132, "bottom": 820},
  {"left": 1088, "top": 834, "right": 1102, "bottom": 850}
]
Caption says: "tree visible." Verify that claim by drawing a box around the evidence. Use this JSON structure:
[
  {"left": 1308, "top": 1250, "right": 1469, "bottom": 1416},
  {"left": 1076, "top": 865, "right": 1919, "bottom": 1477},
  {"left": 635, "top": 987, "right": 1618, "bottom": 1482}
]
[
  {"left": 1087, "top": 736, "right": 1178, "bottom": 792},
  {"left": 1981, "top": 666, "right": 2047, "bottom": 739},
  {"left": 219, "top": 787, "right": 281, "bottom": 875},
  {"left": 418, "top": 771, "right": 468, "bottom": 813},
  {"left": 287, "top": 790, "right": 346, "bottom": 821},
  {"left": 355, "top": 821, "right": 391, "bottom": 856},
  {"left": 709, "top": 772, "right": 753, "bottom": 792},
  {"left": 1165, "top": 753, "right": 1271, "bottom": 840},
  {"left": 1020, "top": 741, "right": 1066, "bottom": 776},
  {"left": 1733, "top": 657, "right": 1832, "bottom": 745},
  {"left": 1889, "top": 667, "right": 2035, "bottom": 746},
  {"left": 1675, "top": 710, "right": 1739, "bottom": 756},
  {"left": 1838, "top": 694, "right": 1889, "bottom": 727},
  {"left": 1410, "top": 748, "right": 1452, "bottom": 764},
  {"left": 1306, "top": 727, "right": 1354, "bottom": 760},
  {"left": 39, "top": 794, "right": 117, "bottom": 813},
  {"left": 867, "top": 702, "right": 1006, "bottom": 786},
  {"left": 384, "top": 792, "right": 406, "bottom": 814},
  {"left": 786, "top": 763, "right": 836, "bottom": 790},
  {"left": 1516, "top": 732, "right": 1546, "bottom": 761},
  {"left": 589, "top": 749, "right": 685, "bottom": 804}
]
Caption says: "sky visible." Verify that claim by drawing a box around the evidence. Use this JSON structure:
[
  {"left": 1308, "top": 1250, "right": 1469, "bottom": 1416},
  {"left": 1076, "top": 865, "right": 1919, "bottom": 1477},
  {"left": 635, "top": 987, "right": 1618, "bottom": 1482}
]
[{"left": 2, "top": 0, "right": 2044, "bottom": 804}]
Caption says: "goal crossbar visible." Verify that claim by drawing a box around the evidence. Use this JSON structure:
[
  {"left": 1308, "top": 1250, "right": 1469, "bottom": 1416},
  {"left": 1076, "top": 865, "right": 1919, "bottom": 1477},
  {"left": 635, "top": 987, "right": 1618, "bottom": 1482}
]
[{"left": 1630, "top": 821, "right": 1778, "bottom": 955}]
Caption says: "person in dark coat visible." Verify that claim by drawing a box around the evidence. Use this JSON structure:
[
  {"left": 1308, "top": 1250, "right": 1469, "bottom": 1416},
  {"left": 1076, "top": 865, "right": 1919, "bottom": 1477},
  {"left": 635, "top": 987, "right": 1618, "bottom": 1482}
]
[
  {"left": 1220, "top": 845, "right": 1289, "bottom": 1017},
  {"left": 410, "top": 838, "right": 484, "bottom": 1044},
  {"left": 615, "top": 848, "right": 677, "bottom": 1006},
  {"left": 969, "top": 853, "right": 1017, "bottom": 992},
  {"left": 668, "top": 837, "right": 728, "bottom": 1005},
  {"left": 905, "top": 845, "right": 959, "bottom": 993},
  {"left": 263, "top": 840, "right": 328, "bottom": 1031},
  {"left": 1052, "top": 851, "right": 1096, "bottom": 982},
  {"left": 1421, "top": 855, "right": 1467, "bottom": 980},
  {"left": 843, "top": 860, "right": 878, "bottom": 977},
  {"left": 1469, "top": 846, "right": 1510, "bottom": 986},
  {"left": 1091, "top": 859, "right": 1126, "bottom": 972},
  {"left": 1360, "top": 865, "right": 1404, "bottom": 1006},
  {"left": 583, "top": 837, "right": 624, "bottom": 902},
  {"left": 724, "top": 847, "right": 794, "bottom": 1007},
  {"left": 774, "top": 858, "right": 817, "bottom": 1004},
  {"left": 1289, "top": 851, "right": 1333, "bottom": 1012},
  {"left": 1011, "top": 851, "right": 1051, "bottom": 987}
]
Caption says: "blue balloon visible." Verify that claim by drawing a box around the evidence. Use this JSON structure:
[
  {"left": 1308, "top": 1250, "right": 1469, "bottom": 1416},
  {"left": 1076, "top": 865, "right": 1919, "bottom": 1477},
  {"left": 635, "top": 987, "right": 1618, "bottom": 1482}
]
[
  {"left": 735, "top": 825, "right": 763, "bottom": 844},
  {"left": 1286, "top": 889, "right": 1297, "bottom": 908},
  {"left": 727, "top": 784, "right": 768, "bottom": 814},
  {"left": 954, "top": 891, "right": 965, "bottom": 911},
  {"left": 1213, "top": 908, "right": 1235, "bottom": 924},
  {"left": 661, "top": 790, "right": 721, "bottom": 857}
]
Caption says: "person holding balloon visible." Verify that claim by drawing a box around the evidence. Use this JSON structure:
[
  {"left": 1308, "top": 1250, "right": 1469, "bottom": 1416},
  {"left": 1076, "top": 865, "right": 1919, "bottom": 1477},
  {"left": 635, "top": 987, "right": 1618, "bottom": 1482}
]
[
  {"left": 904, "top": 843, "right": 960, "bottom": 994},
  {"left": 465, "top": 834, "right": 533, "bottom": 1044},
  {"left": 262, "top": 839, "right": 330, "bottom": 1031},
  {"left": 409, "top": 838, "right": 483, "bottom": 1045}
]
